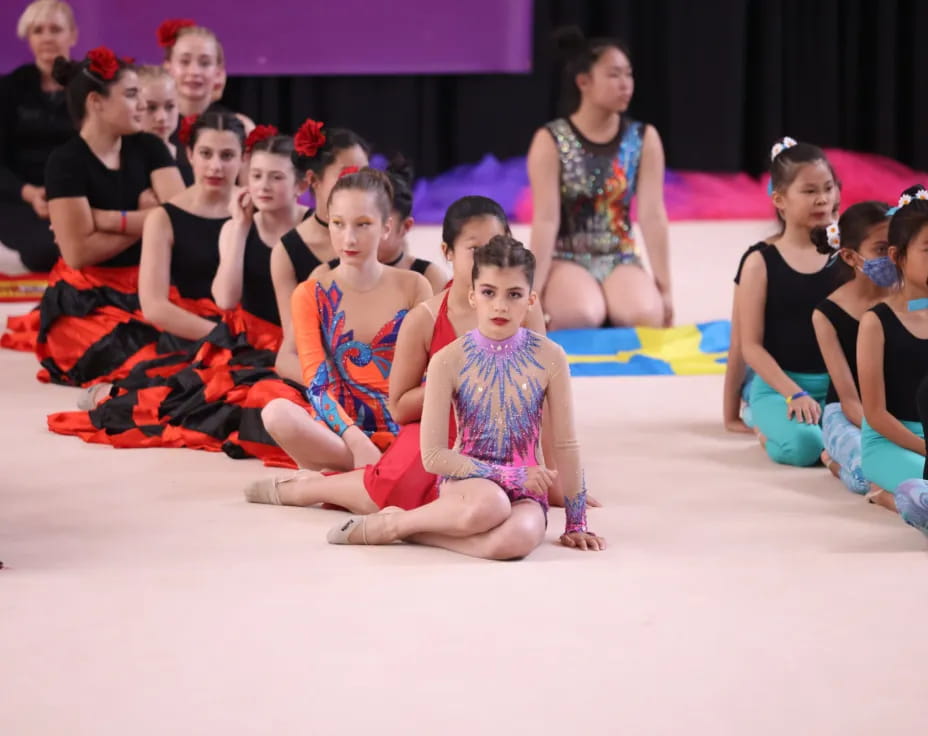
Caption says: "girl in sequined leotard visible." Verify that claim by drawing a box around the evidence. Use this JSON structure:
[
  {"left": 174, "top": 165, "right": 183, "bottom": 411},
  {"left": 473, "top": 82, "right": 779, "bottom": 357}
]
[
  {"left": 527, "top": 27, "right": 671, "bottom": 330},
  {"left": 326, "top": 235, "right": 605, "bottom": 559}
]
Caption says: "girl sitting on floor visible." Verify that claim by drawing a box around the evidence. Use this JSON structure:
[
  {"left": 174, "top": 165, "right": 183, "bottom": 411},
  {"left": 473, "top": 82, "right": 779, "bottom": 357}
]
[
  {"left": 857, "top": 186, "right": 928, "bottom": 511},
  {"left": 260, "top": 168, "right": 431, "bottom": 471},
  {"left": 811, "top": 202, "right": 893, "bottom": 494},
  {"left": 325, "top": 235, "right": 604, "bottom": 559},
  {"left": 737, "top": 137, "right": 844, "bottom": 466}
]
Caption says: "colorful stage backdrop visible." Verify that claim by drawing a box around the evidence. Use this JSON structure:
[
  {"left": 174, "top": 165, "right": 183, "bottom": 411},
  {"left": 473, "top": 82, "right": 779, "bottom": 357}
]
[{"left": 1, "top": 0, "right": 533, "bottom": 75}]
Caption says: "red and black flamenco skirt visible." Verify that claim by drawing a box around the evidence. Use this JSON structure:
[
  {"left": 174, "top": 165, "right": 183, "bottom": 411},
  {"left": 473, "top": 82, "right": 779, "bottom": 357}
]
[
  {"left": 3, "top": 260, "right": 170, "bottom": 386},
  {"left": 48, "top": 307, "right": 314, "bottom": 465}
]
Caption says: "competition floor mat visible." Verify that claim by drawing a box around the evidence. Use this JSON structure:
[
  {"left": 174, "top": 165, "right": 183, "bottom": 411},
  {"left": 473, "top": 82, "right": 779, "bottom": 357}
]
[{"left": 550, "top": 321, "right": 730, "bottom": 376}]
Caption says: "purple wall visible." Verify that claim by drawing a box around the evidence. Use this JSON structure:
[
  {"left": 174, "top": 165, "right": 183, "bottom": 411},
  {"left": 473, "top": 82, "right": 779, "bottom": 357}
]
[{"left": 1, "top": 0, "right": 533, "bottom": 75}]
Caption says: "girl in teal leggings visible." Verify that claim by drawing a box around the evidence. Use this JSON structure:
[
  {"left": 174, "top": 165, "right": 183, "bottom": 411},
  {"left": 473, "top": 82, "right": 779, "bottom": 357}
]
[
  {"left": 857, "top": 185, "right": 928, "bottom": 511},
  {"left": 737, "top": 137, "right": 844, "bottom": 467}
]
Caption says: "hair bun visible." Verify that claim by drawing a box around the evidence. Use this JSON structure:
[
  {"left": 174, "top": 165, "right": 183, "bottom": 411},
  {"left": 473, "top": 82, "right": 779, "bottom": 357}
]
[
  {"left": 386, "top": 153, "right": 414, "bottom": 186},
  {"left": 51, "top": 56, "right": 80, "bottom": 87},
  {"left": 552, "top": 25, "right": 587, "bottom": 57},
  {"left": 901, "top": 184, "right": 928, "bottom": 199}
]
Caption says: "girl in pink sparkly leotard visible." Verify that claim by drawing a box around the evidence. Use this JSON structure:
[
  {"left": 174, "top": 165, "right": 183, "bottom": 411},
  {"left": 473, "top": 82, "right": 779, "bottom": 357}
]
[{"left": 327, "top": 235, "right": 605, "bottom": 559}]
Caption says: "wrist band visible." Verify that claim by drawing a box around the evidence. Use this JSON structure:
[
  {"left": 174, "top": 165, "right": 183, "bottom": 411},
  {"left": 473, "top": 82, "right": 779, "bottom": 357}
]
[
  {"left": 785, "top": 390, "right": 809, "bottom": 405},
  {"left": 119, "top": 211, "right": 128, "bottom": 234}
]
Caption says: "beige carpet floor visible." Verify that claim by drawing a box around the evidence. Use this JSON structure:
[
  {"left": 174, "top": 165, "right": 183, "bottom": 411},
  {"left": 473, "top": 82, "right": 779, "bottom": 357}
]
[{"left": 2, "top": 221, "right": 926, "bottom": 735}]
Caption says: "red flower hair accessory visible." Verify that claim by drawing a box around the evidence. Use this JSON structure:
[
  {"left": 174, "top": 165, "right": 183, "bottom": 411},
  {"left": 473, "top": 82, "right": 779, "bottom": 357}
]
[
  {"left": 86, "top": 47, "right": 120, "bottom": 81},
  {"left": 157, "top": 19, "right": 196, "bottom": 49},
  {"left": 178, "top": 115, "right": 198, "bottom": 146},
  {"left": 294, "top": 118, "right": 326, "bottom": 158},
  {"left": 244, "top": 125, "right": 279, "bottom": 154},
  {"left": 338, "top": 166, "right": 360, "bottom": 179}
]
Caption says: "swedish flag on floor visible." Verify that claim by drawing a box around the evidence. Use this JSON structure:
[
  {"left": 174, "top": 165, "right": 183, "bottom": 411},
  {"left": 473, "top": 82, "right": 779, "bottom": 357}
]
[{"left": 549, "top": 321, "right": 730, "bottom": 377}]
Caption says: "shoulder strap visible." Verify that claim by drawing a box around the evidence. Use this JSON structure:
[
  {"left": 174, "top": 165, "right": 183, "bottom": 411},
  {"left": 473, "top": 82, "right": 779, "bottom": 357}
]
[{"left": 410, "top": 258, "right": 431, "bottom": 275}]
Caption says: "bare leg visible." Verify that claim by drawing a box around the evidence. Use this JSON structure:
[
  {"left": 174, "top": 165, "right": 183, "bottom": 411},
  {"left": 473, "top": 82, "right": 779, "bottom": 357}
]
[
  {"left": 602, "top": 264, "right": 664, "bottom": 328},
  {"left": 261, "top": 398, "right": 355, "bottom": 471},
  {"left": 868, "top": 485, "right": 898, "bottom": 513},
  {"left": 277, "top": 469, "right": 378, "bottom": 514},
  {"left": 331, "top": 478, "right": 512, "bottom": 544},
  {"left": 542, "top": 261, "right": 607, "bottom": 330},
  {"left": 407, "top": 500, "right": 547, "bottom": 560},
  {"left": 821, "top": 450, "right": 841, "bottom": 479}
]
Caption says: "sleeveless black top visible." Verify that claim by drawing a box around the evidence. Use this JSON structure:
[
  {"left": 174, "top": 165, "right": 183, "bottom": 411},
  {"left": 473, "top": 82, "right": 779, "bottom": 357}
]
[
  {"left": 734, "top": 242, "right": 768, "bottom": 284},
  {"left": 243, "top": 211, "right": 312, "bottom": 325},
  {"left": 814, "top": 299, "right": 860, "bottom": 405},
  {"left": 872, "top": 303, "right": 928, "bottom": 422},
  {"left": 761, "top": 246, "right": 845, "bottom": 373},
  {"left": 241, "top": 224, "right": 281, "bottom": 325},
  {"left": 280, "top": 227, "right": 325, "bottom": 284},
  {"left": 163, "top": 203, "right": 228, "bottom": 300}
]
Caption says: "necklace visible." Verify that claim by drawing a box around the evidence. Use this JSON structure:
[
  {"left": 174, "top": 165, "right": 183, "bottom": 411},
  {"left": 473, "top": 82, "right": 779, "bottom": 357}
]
[
  {"left": 385, "top": 251, "right": 405, "bottom": 267},
  {"left": 314, "top": 212, "right": 328, "bottom": 228}
]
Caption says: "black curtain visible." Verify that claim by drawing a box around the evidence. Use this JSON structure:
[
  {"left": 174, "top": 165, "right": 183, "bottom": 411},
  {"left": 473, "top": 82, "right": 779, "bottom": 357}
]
[{"left": 223, "top": 0, "right": 928, "bottom": 178}]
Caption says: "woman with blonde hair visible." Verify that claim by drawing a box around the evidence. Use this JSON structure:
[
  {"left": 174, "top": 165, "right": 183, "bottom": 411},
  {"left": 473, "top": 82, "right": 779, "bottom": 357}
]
[{"left": 0, "top": 0, "right": 78, "bottom": 274}]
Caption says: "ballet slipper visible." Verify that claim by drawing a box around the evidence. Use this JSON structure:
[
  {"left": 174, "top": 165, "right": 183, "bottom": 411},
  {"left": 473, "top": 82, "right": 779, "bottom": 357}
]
[
  {"left": 77, "top": 382, "right": 112, "bottom": 411},
  {"left": 244, "top": 469, "right": 319, "bottom": 505},
  {"left": 327, "top": 516, "right": 369, "bottom": 545},
  {"left": 327, "top": 507, "right": 401, "bottom": 545}
]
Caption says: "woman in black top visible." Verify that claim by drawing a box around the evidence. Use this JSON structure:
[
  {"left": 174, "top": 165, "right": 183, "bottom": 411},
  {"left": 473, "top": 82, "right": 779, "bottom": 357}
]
[
  {"left": 858, "top": 186, "right": 928, "bottom": 510},
  {"left": 0, "top": 0, "right": 78, "bottom": 273},
  {"left": 24, "top": 49, "right": 184, "bottom": 387},
  {"left": 811, "top": 202, "right": 893, "bottom": 495},
  {"left": 738, "top": 138, "right": 843, "bottom": 467}
]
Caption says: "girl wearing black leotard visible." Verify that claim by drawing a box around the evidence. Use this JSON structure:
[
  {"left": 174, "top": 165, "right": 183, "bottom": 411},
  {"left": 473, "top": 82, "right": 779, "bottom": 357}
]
[
  {"left": 738, "top": 138, "right": 843, "bottom": 467},
  {"left": 811, "top": 202, "right": 892, "bottom": 495},
  {"left": 137, "top": 112, "right": 245, "bottom": 343},
  {"left": 858, "top": 186, "right": 928, "bottom": 510}
]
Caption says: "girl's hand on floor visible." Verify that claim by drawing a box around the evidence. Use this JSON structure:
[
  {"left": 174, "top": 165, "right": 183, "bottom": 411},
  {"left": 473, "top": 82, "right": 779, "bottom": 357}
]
[{"left": 560, "top": 531, "right": 607, "bottom": 551}]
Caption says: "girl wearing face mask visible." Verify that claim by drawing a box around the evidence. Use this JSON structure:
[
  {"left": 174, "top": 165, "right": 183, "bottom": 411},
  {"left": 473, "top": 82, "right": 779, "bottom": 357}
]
[
  {"left": 737, "top": 137, "right": 845, "bottom": 467},
  {"left": 810, "top": 202, "right": 893, "bottom": 495},
  {"left": 857, "top": 186, "right": 928, "bottom": 511},
  {"left": 528, "top": 26, "right": 671, "bottom": 330},
  {"left": 157, "top": 19, "right": 254, "bottom": 184},
  {"left": 325, "top": 236, "right": 605, "bottom": 558},
  {"left": 260, "top": 168, "right": 431, "bottom": 472},
  {"left": 4, "top": 49, "right": 185, "bottom": 389},
  {"left": 0, "top": 0, "right": 78, "bottom": 275}
]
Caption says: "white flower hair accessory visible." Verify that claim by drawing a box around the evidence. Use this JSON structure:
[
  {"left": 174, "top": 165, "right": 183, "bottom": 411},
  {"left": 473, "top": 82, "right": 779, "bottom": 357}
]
[
  {"left": 770, "top": 136, "right": 798, "bottom": 161},
  {"left": 888, "top": 188, "right": 928, "bottom": 215},
  {"left": 825, "top": 222, "right": 841, "bottom": 249}
]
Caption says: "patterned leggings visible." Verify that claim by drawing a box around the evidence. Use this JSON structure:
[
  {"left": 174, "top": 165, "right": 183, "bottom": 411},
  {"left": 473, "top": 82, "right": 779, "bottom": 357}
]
[
  {"left": 896, "top": 479, "right": 928, "bottom": 536},
  {"left": 821, "top": 403, "right": 869, "bottom": 494}
]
